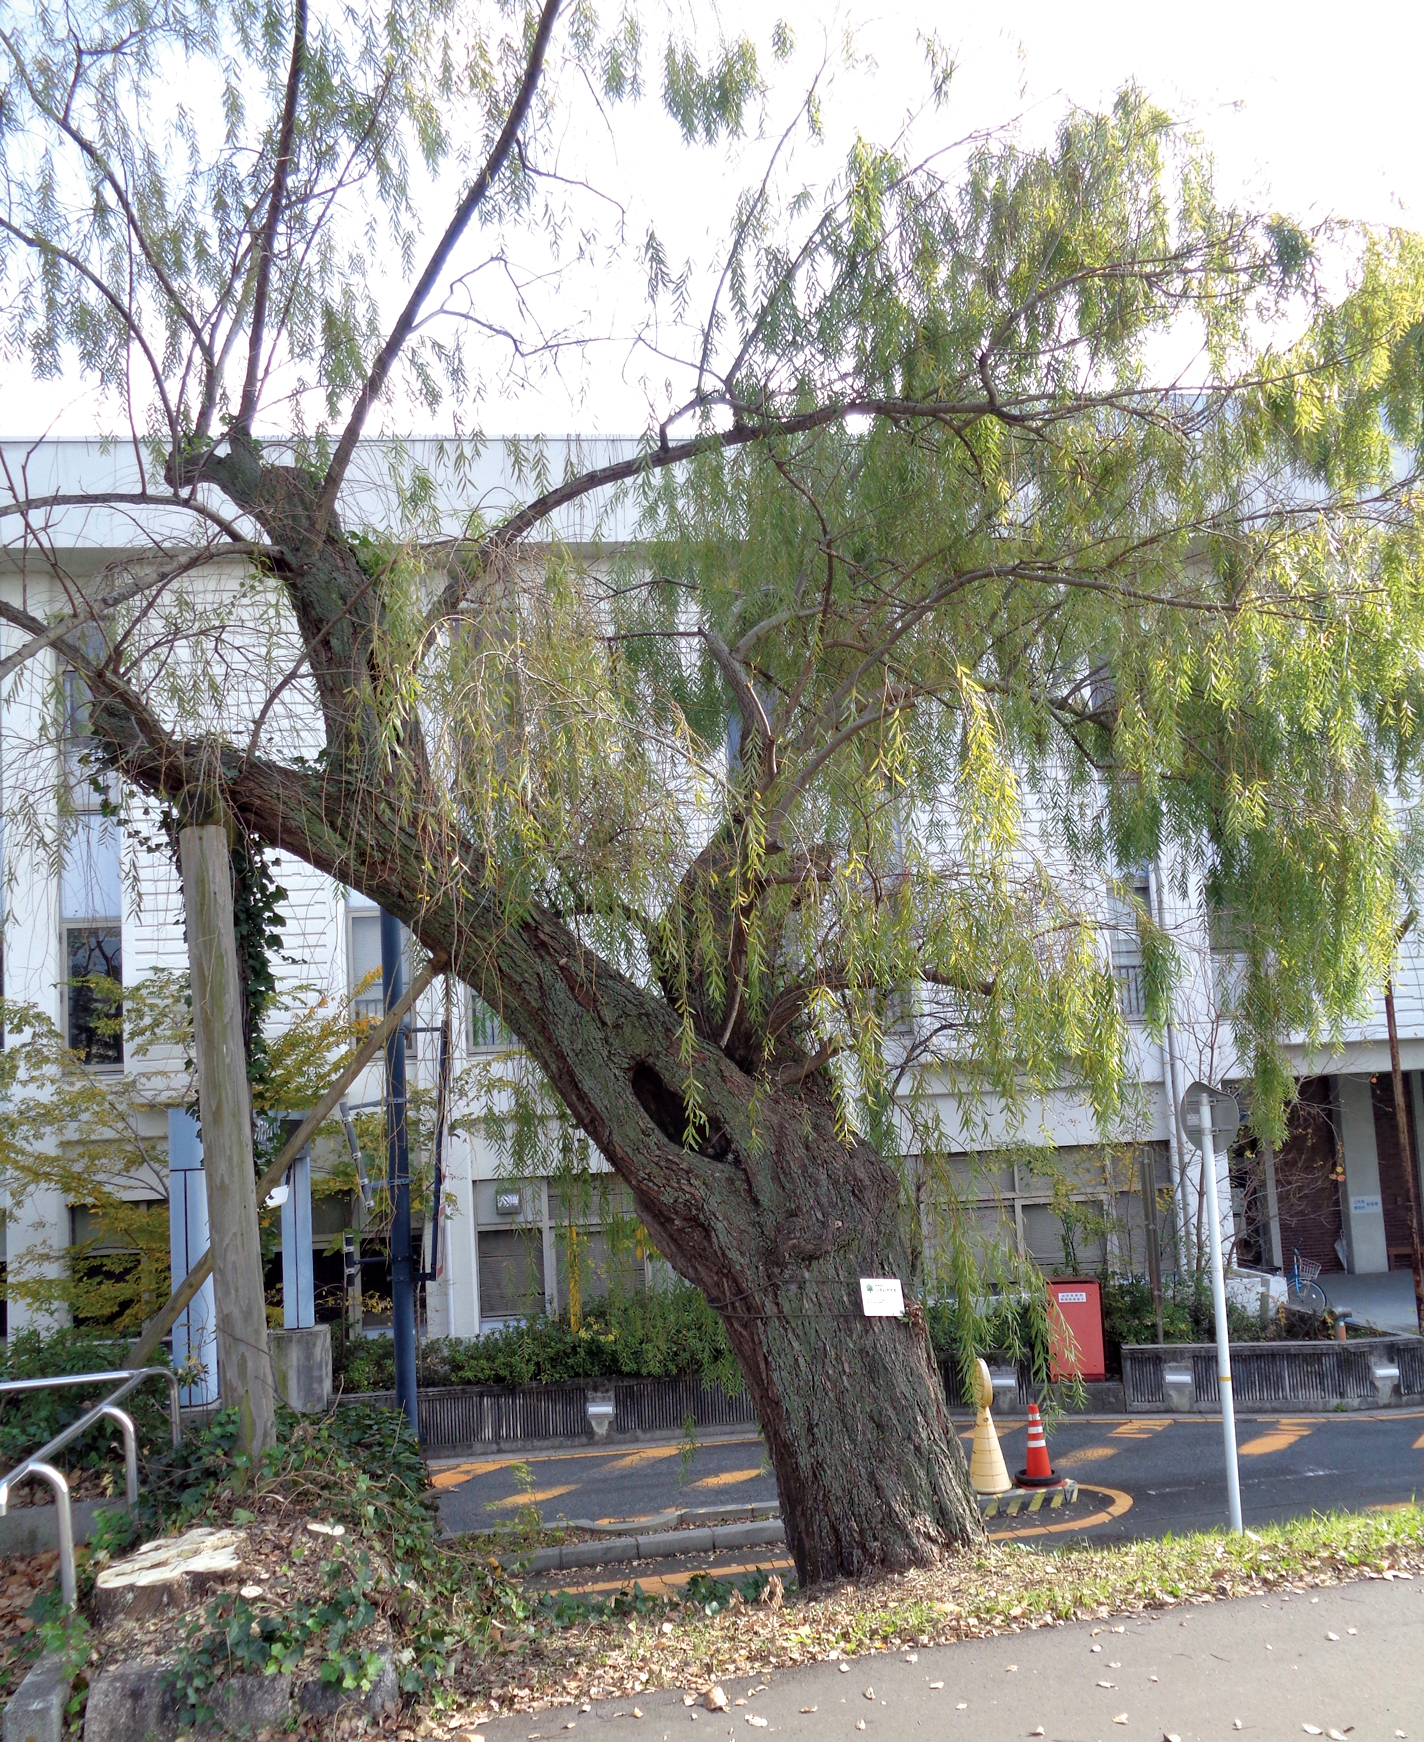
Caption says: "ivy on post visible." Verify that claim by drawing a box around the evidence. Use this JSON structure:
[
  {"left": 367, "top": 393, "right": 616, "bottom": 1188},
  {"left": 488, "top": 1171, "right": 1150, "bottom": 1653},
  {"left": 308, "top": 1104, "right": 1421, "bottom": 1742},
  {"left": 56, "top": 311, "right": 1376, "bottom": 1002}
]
[{"left": 177, "top": 792, "right": 276, "bottom": 1458}]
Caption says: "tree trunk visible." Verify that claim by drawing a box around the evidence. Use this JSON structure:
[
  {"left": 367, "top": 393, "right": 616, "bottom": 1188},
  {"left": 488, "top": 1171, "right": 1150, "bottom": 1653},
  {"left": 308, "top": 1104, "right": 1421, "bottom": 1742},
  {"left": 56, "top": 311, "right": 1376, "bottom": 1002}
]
[
  {"left": 423, "top": 894, "right": 985, "bottom": 1583},
  {"left": 179, "top": 821, "right": 276, "bottom": 1457},
  {"left": 708, "top": 1169, "right": 982, "bottom": 1581},
  {"left": 145, "top": 764, "right": 983, "bottom": 1578}
]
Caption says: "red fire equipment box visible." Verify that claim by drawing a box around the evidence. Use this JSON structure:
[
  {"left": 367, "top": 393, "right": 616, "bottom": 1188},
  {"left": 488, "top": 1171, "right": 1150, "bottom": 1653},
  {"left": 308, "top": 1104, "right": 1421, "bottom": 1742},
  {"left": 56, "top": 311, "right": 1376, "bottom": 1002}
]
[{"left": 1047, "top": 1277, "right": 1106, "bottom": 1382}]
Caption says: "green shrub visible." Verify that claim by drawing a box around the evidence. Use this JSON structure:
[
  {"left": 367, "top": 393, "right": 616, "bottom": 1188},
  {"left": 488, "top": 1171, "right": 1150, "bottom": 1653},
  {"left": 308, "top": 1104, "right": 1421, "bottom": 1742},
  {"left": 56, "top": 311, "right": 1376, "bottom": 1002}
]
[
  {"left": 335, "top": 1283, "right": 739, "bottom": 1393},
  {"left": 924, "top": 1294, "right": 1053, "bottom": 1395},
  {"left": 1100, "top": 1272, "right": 1345, "bottom": 1369}
]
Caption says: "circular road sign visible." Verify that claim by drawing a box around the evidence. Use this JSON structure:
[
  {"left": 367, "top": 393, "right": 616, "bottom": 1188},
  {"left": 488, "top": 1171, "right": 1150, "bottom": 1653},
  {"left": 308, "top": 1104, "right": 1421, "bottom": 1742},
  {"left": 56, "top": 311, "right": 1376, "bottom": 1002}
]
[{"left": 1180, "top": 1081, "right": 1241, "bottom": 1153}]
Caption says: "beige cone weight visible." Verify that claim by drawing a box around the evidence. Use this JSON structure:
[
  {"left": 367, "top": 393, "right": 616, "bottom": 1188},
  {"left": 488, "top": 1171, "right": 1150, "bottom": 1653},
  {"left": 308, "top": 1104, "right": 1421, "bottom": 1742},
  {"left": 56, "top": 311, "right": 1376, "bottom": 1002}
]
[{"left": 968, "top": 1356, "right": 1012, "bottom": 1495}]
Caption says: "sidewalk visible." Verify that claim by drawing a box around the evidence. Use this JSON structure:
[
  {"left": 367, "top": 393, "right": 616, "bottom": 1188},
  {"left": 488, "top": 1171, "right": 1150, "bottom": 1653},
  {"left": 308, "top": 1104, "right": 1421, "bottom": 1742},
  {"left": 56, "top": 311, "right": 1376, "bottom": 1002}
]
[
  {"left": 476, "top": 1574, "right": 1424, "bottom": 1741},
  {"left": 1320, "top": 1270, "right": 1422, "bottom": 1335}
]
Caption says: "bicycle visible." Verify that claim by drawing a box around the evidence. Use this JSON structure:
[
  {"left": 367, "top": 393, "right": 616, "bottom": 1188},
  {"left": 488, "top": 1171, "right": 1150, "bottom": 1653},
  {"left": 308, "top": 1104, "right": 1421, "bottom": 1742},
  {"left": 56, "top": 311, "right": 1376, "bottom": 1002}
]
[{"left": 1285, "top": 1248, "right": 1328, "bottom": 1318}]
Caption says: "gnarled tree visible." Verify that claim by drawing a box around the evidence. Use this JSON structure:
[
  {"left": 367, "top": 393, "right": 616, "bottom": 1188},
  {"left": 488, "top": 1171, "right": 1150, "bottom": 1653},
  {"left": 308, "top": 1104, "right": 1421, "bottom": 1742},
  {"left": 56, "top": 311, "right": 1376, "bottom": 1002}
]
[{"left": 5, "top": 0, "right": 1424, "bottom": 1579}]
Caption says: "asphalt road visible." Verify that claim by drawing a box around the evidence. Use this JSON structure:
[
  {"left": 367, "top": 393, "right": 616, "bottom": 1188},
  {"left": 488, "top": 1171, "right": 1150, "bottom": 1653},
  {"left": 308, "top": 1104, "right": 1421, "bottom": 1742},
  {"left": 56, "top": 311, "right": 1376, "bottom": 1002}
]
[
  {"left": 432, "top": 1410, "right": 1424, "bottom": 1547},
  {"left": 476, "top": 1574, "right": 1424, "bottom": 1742}
]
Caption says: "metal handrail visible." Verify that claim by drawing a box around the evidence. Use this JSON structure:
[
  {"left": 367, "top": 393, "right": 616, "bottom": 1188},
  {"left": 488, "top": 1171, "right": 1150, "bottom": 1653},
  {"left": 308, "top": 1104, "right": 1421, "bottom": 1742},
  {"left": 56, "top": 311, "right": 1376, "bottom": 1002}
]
[
  {"left": 0, "top": 1368, "right": 182, "bottom": 1448},
  {"left": 17, "top": 1465, "right": 76, "bottom": 1607},
  {"left": 0, "top": 1367, "right": 184, "bottom": 1609}
]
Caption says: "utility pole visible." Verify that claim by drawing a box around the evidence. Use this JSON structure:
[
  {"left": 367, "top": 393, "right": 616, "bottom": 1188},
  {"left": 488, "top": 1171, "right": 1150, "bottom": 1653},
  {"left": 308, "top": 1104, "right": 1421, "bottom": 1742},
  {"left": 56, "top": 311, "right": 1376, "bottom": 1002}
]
[
  {"left": 1383, "top": 978, "right": 1424, "bottom": 1332},
  {"left": 179, "top": 818, "right": 276, "bottom": 1456},
  {"left": 381, "top": 909, "right": 419, "bottom": 1437}
]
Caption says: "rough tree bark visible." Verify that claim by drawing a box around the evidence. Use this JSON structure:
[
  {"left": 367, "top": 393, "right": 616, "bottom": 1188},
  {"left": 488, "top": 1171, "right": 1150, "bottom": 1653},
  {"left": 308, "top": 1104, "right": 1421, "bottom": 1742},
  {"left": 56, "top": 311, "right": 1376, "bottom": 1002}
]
[{"left": 179, "top": 819, "right": 277, "bottom": 1457}]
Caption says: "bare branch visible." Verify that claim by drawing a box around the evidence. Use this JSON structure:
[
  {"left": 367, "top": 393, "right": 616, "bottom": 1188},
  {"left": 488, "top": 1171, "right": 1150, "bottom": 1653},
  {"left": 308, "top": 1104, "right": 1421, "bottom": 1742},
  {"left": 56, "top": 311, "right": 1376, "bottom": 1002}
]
[
  {"left": 700, "top": 625, "right": 774, "bottom": 773},
  {"left": 0, "top": 544, "right": 267, "bottom": 684},
  {"left": 236, "top": 0, "right": 308, "bottom": 434},
  {"left": 0, "top": 29, "right": 213, "bottom": 371},
  {"left": 313, "top": 0, "right": 562, "bottom": 539}
]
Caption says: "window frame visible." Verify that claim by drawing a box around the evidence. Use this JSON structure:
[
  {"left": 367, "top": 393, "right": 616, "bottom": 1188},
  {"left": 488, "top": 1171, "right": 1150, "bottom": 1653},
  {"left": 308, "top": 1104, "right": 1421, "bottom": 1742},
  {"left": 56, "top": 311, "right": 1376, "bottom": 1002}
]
[{"left": 64, "top": 922, "right": 123, "bottom": 1068}]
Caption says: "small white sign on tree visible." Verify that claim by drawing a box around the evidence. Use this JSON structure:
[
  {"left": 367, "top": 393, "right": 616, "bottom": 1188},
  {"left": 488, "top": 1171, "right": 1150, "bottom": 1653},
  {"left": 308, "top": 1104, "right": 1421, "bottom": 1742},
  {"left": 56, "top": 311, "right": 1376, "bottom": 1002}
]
[{"left": 860, "top": 1277, "right": 906, "bottom": 1317}]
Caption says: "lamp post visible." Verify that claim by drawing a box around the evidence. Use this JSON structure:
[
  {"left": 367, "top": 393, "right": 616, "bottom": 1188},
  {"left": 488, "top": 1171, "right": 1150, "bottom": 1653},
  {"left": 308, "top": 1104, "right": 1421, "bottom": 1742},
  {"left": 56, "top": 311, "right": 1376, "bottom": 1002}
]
[{"left": 1182, "top": 1080, "right": 1242, "bottom": 1533}]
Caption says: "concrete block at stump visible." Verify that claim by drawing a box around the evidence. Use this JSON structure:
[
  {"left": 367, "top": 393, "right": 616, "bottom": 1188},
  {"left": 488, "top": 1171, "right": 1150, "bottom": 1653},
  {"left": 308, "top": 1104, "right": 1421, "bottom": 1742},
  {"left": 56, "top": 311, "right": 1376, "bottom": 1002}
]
[
  {"left": 2, "top": 1650, "right": 69, "bottom": 1742},
  {"left": 270, "top": 1323, "right": 332, "bottom": 1413},
  {"left": 1162, "top": 1361, "right": 1195, "bottom": 1413},
  {"left": 586, "top": 1390, "right": 615, "bottom": 1438},
  {"left": 297, "top": 1645, "right": 398, "bottom": 1719},
  {"left": 84, "top": 1660, "right": 291, "bottom": 1742},
  {"left": 93, "top": 1526, "right": 244, "bottom": 1625}
]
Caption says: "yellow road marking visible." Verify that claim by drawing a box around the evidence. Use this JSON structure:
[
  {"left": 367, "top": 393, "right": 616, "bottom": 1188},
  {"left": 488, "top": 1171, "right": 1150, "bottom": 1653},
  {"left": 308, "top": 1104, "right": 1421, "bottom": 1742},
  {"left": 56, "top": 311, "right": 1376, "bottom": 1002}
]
[
  {"left": 425, "top": 1435, "right": 761, "bottom": 1473},
  {"left": 988, "top": 1484, "right": 1134, "bottom": 1541},
  {"left": 1413, "top": 1430, "right": 1424, "bottom": 1450},
  {"left": 1111, "top": 1420, "right": 1170, "bottom": 1439},
  {"left": 1238, "top": 1420, "right": 1314, "bottom": 1457},
  {"left": 692, "top": 1467, "right": 765, "bottom": 1490},
  {"left": 1055, "top": 1445, "right": 1118, "bottom": 1466},
  {"left": 489, "top": 1484, "right": 578, "bottom": 1508},
  {"left": 429, "top": 1458, "right": 516, "bottom": 1489},
  {"left": 602, "top": 1445, "right": 684, "bottom": 1472}
]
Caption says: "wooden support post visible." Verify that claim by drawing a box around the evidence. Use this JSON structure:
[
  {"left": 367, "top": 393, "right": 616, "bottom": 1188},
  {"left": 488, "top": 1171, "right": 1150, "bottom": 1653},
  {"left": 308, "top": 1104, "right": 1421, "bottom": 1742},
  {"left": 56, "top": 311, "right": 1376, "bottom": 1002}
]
[
  {"left": 179, "top": 821, "right": 276, "bottom": 1457},
  {"left": 129, "top": 955, "right": 444, "bottom": 1369}
]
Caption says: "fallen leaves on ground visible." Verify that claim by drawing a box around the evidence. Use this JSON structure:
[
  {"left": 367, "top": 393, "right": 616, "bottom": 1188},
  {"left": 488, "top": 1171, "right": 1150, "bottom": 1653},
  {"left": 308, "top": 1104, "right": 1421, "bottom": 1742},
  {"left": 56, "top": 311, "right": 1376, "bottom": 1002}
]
[
  {"left": 0, "top": 1553, "right": 59, "bottom": 1701},
  {"left": 366, "top": 1505, "right": 1424, "bottom": 1738}
]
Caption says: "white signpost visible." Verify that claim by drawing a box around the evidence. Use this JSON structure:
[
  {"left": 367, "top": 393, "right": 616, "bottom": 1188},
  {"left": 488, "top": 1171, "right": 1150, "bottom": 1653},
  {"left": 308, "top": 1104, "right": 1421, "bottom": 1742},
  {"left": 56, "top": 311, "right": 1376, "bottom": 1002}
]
[
  {"left": 859, "top": 1277, "right": 906, "bottom": 1318},
  {"left": 1181, "top": 1080, "right": 1243, "bottom": 1533}
]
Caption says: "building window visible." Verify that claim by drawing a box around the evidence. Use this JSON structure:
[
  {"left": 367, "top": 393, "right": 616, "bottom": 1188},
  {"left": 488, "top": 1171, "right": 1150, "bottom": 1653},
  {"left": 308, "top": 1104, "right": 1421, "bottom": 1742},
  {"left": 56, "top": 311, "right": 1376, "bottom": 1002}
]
[
  {"left": 477, "top": 1228, "right": 545, "bottom": 1321},
  {"left": 66, "top": 926, "right": 123, "bottom": 1065},
  {"left": 68, "top": 1200, "right": 162, "bottom": 1327},
  {"left": 60, "top": 668, "right": 122, "bottom": 1063},
  {"left": 468, "top": 989, "right": 513, "bottom": 1052},
  {"left": 347, "top": 897, "right": 415, "bottom": 1022},
  {"left": 1108, "top": 874, "right": 1150, "bottom": 1020},
  {"left": 348, "top": 904, "right": 385, "bottom": 1020}
]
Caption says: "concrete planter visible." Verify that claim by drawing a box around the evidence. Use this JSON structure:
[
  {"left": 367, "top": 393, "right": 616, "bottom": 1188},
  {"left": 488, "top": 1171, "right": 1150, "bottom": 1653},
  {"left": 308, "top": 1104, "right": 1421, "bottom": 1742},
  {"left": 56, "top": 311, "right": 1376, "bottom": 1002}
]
[
  {"left": 1122, "top": 1334, "right": 1424, "bottom": 1412},
  {"left": 340, "top": 1362, "right": 1126, "bottom": 1452},
  {"left": 339, "top": 1372, "right": 758, "bottom": 1452},
  {"left": 0, "top": 1496, "right": 128, "bottom": 1561}
]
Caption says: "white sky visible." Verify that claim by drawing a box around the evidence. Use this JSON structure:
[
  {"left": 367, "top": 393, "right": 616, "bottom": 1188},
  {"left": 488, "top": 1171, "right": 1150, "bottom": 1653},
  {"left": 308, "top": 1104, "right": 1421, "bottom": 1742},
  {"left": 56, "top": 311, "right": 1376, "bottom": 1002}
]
[{"left": 8, "top": 0, "right": 1424, "bottom": 439}]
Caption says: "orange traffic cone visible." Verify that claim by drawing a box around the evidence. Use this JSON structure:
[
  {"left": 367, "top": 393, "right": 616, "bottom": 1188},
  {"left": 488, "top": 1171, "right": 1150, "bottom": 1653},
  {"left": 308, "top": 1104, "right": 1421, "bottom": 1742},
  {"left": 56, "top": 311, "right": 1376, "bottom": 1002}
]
[{"left": 1014, "top": 1400, "right": 1061, "bottom": 1488}]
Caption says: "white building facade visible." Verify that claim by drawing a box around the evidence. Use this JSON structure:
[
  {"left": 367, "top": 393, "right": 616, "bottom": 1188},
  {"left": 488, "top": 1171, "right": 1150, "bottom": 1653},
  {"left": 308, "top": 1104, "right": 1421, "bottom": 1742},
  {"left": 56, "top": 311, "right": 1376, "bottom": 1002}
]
[{"left": 3, "top": 439, "right": 1424, "bottom": 1349}]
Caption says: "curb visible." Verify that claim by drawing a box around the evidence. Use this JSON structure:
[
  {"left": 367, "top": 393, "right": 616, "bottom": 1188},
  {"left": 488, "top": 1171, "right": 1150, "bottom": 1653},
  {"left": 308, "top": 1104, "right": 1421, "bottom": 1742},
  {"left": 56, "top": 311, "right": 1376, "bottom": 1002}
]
[
  {"left": 559, "top": 1503, "right": 780, "bottom": 1535},
  {"left": 2, "top": 1650, "right": 68, "bottom": 1742},
  {"left": 977, "top": 1479, "right": 1079, "bottom": 1518},
  {"left": 503, "top": 1480, "right": 1083, "bottom": 1573},
  {"left": 511, "top": 1518, "right": 788, "bottom": 1573}
]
